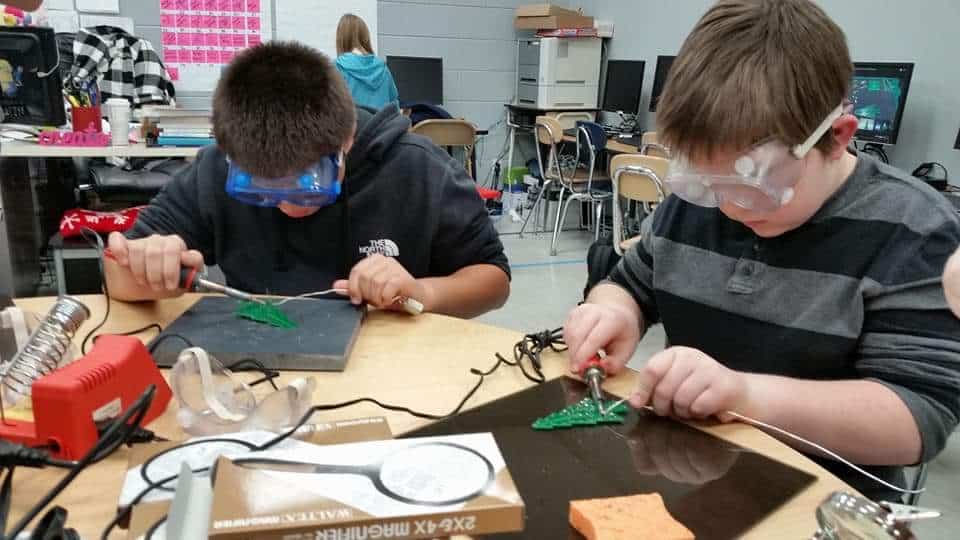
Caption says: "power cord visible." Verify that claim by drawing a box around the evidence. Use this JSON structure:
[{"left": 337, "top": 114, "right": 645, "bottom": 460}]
[
  {"left": 4, "top": 385, "right": 157, "bottom": 540},
  {"left": 99, "top": 330, "right": 560, "bottom": 539}
]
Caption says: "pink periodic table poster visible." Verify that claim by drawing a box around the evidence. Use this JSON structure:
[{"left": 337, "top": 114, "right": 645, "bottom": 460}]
[{"left": 160, "top": 0, "right": 273, "bottom": 92}]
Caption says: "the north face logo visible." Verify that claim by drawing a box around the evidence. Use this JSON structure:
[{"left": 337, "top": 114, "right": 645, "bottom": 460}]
[{"left": 359, "top": 239, "right": 400, "bottom": 257}]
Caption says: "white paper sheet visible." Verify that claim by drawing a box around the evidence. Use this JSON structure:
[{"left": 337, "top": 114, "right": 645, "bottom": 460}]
[
  {"left": 46, "top": 9, "right": 80, "bottom": 33},
  {"left": 75, "top": 0, "right": 119, "bottom": 14},
  {"left": 79, "top": 14, "right": 134, "bottom": 34}
]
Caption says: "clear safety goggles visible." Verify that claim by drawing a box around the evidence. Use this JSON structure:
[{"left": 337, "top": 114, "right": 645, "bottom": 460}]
[
  {"left": 225, "top": 152, "right": 342, "bottom": 208},
  {"left": 170, "top": 347, "right": 315, "bottom": 437},
  {"left": 665, "top": 105, "right": 844, "bottom": 212}
]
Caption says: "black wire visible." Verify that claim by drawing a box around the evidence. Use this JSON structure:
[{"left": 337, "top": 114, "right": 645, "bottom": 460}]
[
  {"left": 144, "top": 515, "right": 166, "bottom": 540},
  {"left": 225, "top": 358, "right": 280, "bottom": 390},
  {"left": 6, "top": 385, "right": 157, "bottom": 540},
  {"left": 79, "top": 228, "right": 110, "bottom": 355},
  {"left": 0, "top": 467, "right": 11, "bottom": 534},
  {"left": 147, "top": 333, "right": 194, "bottom": 354},
  {"left": 100, "top": 330, "right": 560, "bottom": 537},
  {"left": 91, "top": 323, "right": 163, "bottom": 346}
]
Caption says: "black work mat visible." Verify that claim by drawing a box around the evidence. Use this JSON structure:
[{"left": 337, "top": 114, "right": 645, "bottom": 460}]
[
  {"left": 404, "top": 378, "right": 816, "bottom": 539},
  {"left": 149, "top": 297, "right": 364, "bottom": 371}
]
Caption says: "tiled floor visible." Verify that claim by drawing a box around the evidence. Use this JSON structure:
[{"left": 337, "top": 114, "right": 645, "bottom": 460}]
[{"left": 480, "top": 228, "right": 959, "bottom": 538}]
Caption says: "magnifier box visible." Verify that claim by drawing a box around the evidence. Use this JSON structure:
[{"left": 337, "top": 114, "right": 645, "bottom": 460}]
[{"left": 207, "top": 433, "right": 525, "bottom": 539}]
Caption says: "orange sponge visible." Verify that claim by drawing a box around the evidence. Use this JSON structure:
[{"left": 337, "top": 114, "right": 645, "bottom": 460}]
[{"left": 569, "top": 493, "right": 695, "bottom": 540}]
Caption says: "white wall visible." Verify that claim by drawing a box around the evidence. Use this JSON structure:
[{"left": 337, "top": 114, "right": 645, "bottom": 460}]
[{"left": 573, "top": 0, "right": 960, "bottom": 180}]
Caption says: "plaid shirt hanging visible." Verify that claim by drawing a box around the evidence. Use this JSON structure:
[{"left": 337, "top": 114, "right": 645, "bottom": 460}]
[{"left": 71, "top": 26, "right": 176, "bottom": 107}]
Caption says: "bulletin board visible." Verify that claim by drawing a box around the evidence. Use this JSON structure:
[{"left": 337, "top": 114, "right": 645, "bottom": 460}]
[{"left": 159, "top": 0, "right": 273, "bottom": 92}]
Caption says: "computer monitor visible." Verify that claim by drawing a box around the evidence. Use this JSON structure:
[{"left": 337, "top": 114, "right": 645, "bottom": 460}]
[
  {"left": 602, "top": 60, "right": 645, "bottom": 115},
  {"left": 649, "top": 55, "right": 675, "bottom": 112},
  {"left": 849, "top": 62, "right": 914, "bottom": 145},
  {"left": 0, "top": 26, "right": 65, "bottom": 126},
  {"left": 386, "top": 56, "right": 443, "bottom": 105},
  {"left": 954, "top": 127, "right": 959, "bottom": 150}
]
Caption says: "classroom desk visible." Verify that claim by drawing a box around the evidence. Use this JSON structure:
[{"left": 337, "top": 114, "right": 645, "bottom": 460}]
[
  {"left": 10, "top": 294, "right": 852, "bottom": 538},
  {"left": 0, "top": 140, "right": 201, "bottom": 159},
  {"left": 561, "top": 132, "right": 639, "bottom": 154}
]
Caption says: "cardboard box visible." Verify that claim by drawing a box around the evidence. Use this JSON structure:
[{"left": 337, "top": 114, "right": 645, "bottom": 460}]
[
  {"left": 124, "top": 417, "right": 394, "bottom": 539},
  {"left": 514, "top": 14, "right": 594, "bottom": 30},
  {"left": 516, "top": 3, "right": 582, "bottom": 17},
  {"left": 207, "top": 433, "right": 525, "bottom": 539}
]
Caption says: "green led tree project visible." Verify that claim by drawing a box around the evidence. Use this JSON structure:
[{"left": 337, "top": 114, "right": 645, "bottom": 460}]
[
  {"left": 235, "top": 300, "right": 297, "bottom": 329},
  {"left": 532, "top": 398, "right": 630, "bottom": 430}
]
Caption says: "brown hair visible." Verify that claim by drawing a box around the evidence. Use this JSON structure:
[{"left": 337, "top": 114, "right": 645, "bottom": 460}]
[
  {"left": 213, "top": 41, "right": 355, "bottom": 178},
  {"left": 657, "top": 0, "right": 852, "bottom": 161},
  {"left": 336, "top": 13, "right": 374, "bottom": 56}
]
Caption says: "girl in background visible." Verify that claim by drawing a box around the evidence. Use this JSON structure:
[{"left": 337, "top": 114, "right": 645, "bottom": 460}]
[{"left": 335, "top": 14, "right": 399, "bottom": 110}]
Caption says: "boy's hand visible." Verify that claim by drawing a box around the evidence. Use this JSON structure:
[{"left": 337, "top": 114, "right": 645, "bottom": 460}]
[
  {"left": 630, "top": 346, "right": 749, "bottom": 421},
  {"left": 944, "top": 247, "right": 960, "bottom": 318},
  {"left": 563, "top": 303, "right": 640, "bottom": 376},
  {"left": 334, "top": 254, "right": 432, "bottom": 312},
  {"left": 107, "top": 232, "right": 204, "bottom": 292}
]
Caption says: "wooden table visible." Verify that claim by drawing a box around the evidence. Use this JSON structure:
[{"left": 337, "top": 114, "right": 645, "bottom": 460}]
[{"left": 10, "top": 294, "right": 852, "bottom": 538}]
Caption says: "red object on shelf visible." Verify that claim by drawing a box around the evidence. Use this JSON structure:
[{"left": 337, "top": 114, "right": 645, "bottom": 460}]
[
  {"left": 70, "top": 105, "right": 102, "bottom": 133},
  {"left": 0, "top": 336, "right": 172, "bottom": 460}
]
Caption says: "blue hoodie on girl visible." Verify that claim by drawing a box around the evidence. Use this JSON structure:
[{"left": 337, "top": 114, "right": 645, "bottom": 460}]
[{"left": 335, "top": 53, "right": 399, "bottom": 110}]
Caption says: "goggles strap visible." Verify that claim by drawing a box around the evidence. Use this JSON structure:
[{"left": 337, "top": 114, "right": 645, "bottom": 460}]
[{"left": 792, "top": 104, "right": 845, "bottom": 159}]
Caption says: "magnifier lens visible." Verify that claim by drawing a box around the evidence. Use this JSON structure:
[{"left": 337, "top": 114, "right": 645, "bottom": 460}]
[{"left": 378, "top": 444, "right": 493, "bottom": 505}]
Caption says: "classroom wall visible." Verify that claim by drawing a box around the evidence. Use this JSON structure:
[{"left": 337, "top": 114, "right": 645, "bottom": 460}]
[
  {"left": 570, "top": 0, "right": 960, "bottom": 181},
  {"left": 378, "top": 0, "right": 529, "bottom": 184},
  {"left": 85, "top": 0, "right": 526, "bottom": 184}
]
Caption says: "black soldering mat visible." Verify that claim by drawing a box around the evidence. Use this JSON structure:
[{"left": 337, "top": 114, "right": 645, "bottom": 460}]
[
  {"left": 404, "top": 377, "right": 817, "bottom": 539},
  {"left": 149, "top": 296, "right": 363, "bottom": 371}
]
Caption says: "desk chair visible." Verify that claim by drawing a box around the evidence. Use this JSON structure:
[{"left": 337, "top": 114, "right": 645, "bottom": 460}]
[
  {"left": 548, "top": 120, "right": 613, "bottom": 256},
  {"left": 640, "top": 131, "right": 671, "bottom": 159},
  {"left": 410, "top": 119, "right": 477, "bottom": 178},
  {"left": 519, "top": 116, "right": 564, "bottom": 238},
  {"left": 553, "top": 111, "right": 595, "bottom": 130},
  {"left": 610, "top": 154, "right": 669, "bottom": 256}
]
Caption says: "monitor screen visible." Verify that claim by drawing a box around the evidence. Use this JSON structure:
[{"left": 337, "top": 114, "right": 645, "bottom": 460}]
[
  {"left": 0, "top": 26, "right": 64, "bottom": 126},
  {"left": 602, "top": 60, "right": 645, "bottom": 114},
  {"left": 955, "top": 127, "right": 959, "bottom": 150},
  {"left": 649, "top": 55, "right": 675, "bottom": 112},
  {"left": 386, "top": 56, "right": 443, "bottom": 106},
  {"left": 849, "top": 62, "right": 914, "bottom": 145}
]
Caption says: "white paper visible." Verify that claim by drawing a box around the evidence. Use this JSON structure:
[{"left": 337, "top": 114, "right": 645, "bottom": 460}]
[
  {"left": 46, "top": 0, "right": 76, "bottom": 10},
  {"left": 76, "top": 0, "right": 119, "bottom": 14},
  {"left": 79, "top": 14, "right": 134, "bottom": 34},
  {"left": 274, "top": 0, "right": 377, "bottom": 60},
  {"left": 45, "top": 9, "right": 79, "bottom": 34}
]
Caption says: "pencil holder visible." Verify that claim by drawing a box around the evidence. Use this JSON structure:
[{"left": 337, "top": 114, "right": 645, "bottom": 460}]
[{"left": 71, "top": 106, "right": 102, "bottom": 133}]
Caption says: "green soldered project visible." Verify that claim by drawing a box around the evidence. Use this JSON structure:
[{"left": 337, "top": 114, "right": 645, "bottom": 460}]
[
  {"left": 532, "top": 398, "right": 630, "bottom": 430},
  {"left": 235, "top": 300, "right": 297, "bottom": 329}
]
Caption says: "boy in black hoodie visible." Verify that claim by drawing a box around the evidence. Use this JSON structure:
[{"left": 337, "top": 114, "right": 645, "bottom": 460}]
[{"left": 105, "top": 42, "right": 510, "bottom": 318}]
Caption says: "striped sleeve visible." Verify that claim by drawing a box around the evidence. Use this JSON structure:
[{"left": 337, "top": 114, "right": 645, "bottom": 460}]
[
  {"left": 607, "top": 213, "right": 660, "bottom": 326},
  {"left": 857, "top": 220, "right": 960, "bottom": 461}
]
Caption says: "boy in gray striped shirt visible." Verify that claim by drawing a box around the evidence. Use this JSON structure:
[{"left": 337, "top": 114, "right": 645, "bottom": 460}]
[{"left": 564, "top": 0, "right": 960, "bottom": 500}]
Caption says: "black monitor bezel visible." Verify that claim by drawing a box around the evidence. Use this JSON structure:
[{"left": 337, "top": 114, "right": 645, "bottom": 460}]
[
  {"left": 386, "top": 55, "right": 444, "bottom": 106},
  {"left": 648, "top": 55, "right": 675, "bottom": 113},
  {"left": 601, "top": 59, "right": 645, "bottom": 115},
  {"left": 0, "top": 26, "right": 65, "bottom": 127},
  {"left": 850, "top": 61, "right": 914, "bottom": 146}
]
